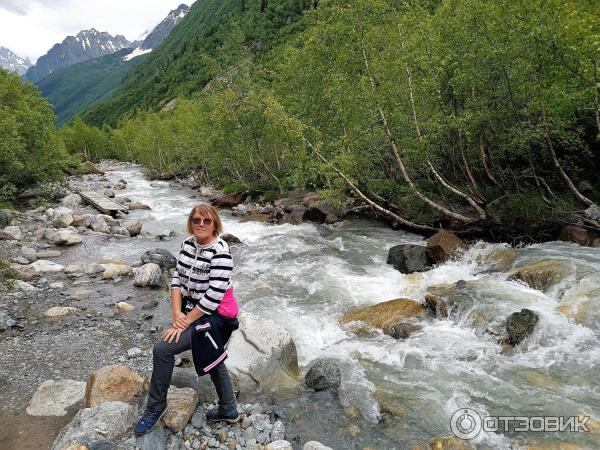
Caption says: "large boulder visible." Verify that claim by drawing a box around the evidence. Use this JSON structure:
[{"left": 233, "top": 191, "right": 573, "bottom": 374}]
[
  {"left": 127, "top": 201, "right": 152, "bottom": 210},
  {"left": 53, "top": 230, "right": 82, "bottom": 246},
  {"left": 83, "top": 365, "right": 143, "bottom": 408},
  {"left": 282, "top": 206, "right": 308, "bottom": 225},
  {"left": 118, "top": 219, "right": 142, "bottom": 237},
  {"left": 304, "top": 359, "right": 341, "bottom": 391},
  {"left": 559, "top": 225, "right": 593, "bottom": 246},
  {"left": 221, "top": 233, "right": 242, "bottom": 245},
  {"left": 227, "top": 312, "right": 300, "bottom": 393},
  {"left": 89, "top": 216, "right": 111, "bottom": 234},
  {"left": 62, "top": 194, "right": 83, "bottom": 208},
  {"left": 162, "top": 386, "right": 199, "bottom": 433},
  {"left": 211, "top": 192, "right": 248, "bottom": 208},
  {"left": 508, "top": 259, "right": 572, "bottom": 291},
  {"left": 506, "top": 309, "right": 539, "bottom": 345},
  {"left": 303, "top": 443, "right": 333, "bottom": 450},
  {"left": 387, "top": 244, "right": 432, "bottom": 273},
  {"left": 584, "top": 204, "right": 600, "bottom": 222},
  {"left": 134, "top": 263, "right": 163, "bottom": 288},
  {"left": 0, "top": 209, "right": 12, "bottom": 225},
  {"left": 426, "top": 230, "right": 467, "bottom": 263},
  {"left": 101, "top": 263, "right": 133, "bottom": 280},
  {"left": 27, "top": 380, "right": 87, "bottom": 416},
  {"left": 72, "top": 214, "right": 92, "bottom": 229},
  {"left": 83, "top": 161, "right": 104, "bottom": 175},
  {"left": 340, "top": 298, "right": 425, "bottom": 335},
  {"left": 0, "top": 312, "right": 16, "bottom": 331},
  {"left": 0, "top": 225, "right": 22, "bottom": 241},
  {"left": 51, "top": 401, "right": 136, "bottom": 450},
  {"left": 52, "top": 212, "right": 74, "bottom": 228},
  {"left": 141, "top": 248, "right": 176, "bottom": 270},
  {"left": 555, "top": 274, "right": 600, "bottom": 326}
]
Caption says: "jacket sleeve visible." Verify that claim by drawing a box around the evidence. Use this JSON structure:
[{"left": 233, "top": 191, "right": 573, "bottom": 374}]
[{"left": 195, "top": 251, "right": 233, "bottom": 315}]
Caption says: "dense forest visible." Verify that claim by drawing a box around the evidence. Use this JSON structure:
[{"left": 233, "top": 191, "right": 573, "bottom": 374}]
[{"left": 3, "top": 0, "right": 600, "bottom": 239}]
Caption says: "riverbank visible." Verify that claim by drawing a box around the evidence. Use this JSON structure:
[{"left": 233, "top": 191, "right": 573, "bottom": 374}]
[{"left": 1, "top": 162, "right": 599, "bottom": 450}]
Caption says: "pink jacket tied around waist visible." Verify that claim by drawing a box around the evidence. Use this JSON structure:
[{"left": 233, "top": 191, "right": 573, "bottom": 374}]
[{"left": 217, "top": 288, "right": 238, "bottom": 318}]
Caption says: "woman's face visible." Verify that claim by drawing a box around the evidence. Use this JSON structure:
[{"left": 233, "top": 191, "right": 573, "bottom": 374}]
[{"left": 191, "top": 213, "right": 215, "bottom": 244}]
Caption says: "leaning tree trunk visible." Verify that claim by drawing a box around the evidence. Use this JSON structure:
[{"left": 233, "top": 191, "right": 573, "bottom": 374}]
[
  {"left": 360, "top": 32, "right": 475, "bottom": 223},
  {"left": 541, "top": 108, "right": 595, "bottom": 207}
]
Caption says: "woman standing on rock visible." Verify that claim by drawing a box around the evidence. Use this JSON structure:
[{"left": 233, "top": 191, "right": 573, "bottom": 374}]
[{"left": 134, "top": 203, "right": 240, "bottom": 435}]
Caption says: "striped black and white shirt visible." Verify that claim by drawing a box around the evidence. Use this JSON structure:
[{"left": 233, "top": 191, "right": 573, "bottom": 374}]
[{"left": 171, "top": 236, "right": 233, "bottom": 315}]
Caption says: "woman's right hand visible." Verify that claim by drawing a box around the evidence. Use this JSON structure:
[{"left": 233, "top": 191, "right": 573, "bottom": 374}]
[{"left": 172, "top": 311, "right": 188, "bottom": 329}]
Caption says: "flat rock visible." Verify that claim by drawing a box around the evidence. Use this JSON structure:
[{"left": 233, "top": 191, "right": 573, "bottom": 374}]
[
  {"left": 51, "top": 401, "right": 136, "bottom": 450},
  {"left": 27, "top": 379, "right": 87, "bottom": 416},
  {"left": 227, "top": 312, "right": 300, "bottom": 393},
  {"left": 118, "top": 219, "right": 142, "bottom": 237},
  {"left": 54, "top": 229, "right": 82, "bottom": 246},
  {"left": 340, "top": 298, "right": 424, "bottom": 334},
  {"left": 101, "top": 264, "right": 133, "bottom": 280},
  {"left": 84, "top": 365, "right": 143, "bottom": 408},
  {"left": 509, "top": 259, "right": 572, "bottom": 291},
  {"left": 44, "top": 307, "right": 78, "bottom": 319},
  {"left": 141, "top": 248, "right": 176, "bottom": 270},
  {"left": 116, "top": 302, "right": 134, "bottom": 313},
  {"left": 29, "top": 260, "right": 65, "bottom": 273},
  {"left": 13, "top": 280, "right": 36, "bottom": 292},
  {"left": 37, "top": 250, "right": 62, "bottom": 258},
  {"left": 265, "top": 441, "right": 293, "bottom": 450},
  {"left": 128, "top": 201, "right": 151, "bottom": 210},
  {"left": 0, "top": 225, "right": 22, "bottom": 241},
  {"left": 163, "top": 386, "right": 199, "bottom": 433},
  {"left": 302, "top": 442, "right": 333, "bottom": 450}
]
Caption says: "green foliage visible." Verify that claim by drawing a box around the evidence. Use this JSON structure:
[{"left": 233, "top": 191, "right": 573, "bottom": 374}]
[
  {"left": 36, "top": 48, "right": 148, "bottom": 126},
  {"left": 59, "top": 118, "right": 119, "bottom": 161},
  {"left": 0, "top": 69, "right": 70, "bottom": 202}
]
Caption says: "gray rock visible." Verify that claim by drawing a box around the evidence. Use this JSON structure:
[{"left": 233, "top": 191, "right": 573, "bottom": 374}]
[
  {"left": 52, "top": 212, "right": 74, "bottom": 228},
  {"left": 584, "top": 204, "right": 600, "bottom": 222},
  {"left": 28, "top": 260, "right": 65, "bottom": 273},
  {"left": 190, "top": 411, "right": 204, "bottom": 429},
  {"left": 170, "top": 367, "right": 217, "bottom": 400},
  {"left": 26, "top": 379, "right": 86, "bottom": 416},
  {"left": 0, "top": 312, "right": 16, "bottom": 331},
  {"left": 127, "top": 347, "right": 142, "bottom": 358},
  {"left": 0, "top": 209, "right": 12, "bottom": 225},
  {"left": 36, "top": 250, "right": 61, "bottom": 258},
  {"left": 0, "top": 225, "right": 22, "bottom": 241},
  {"left": 88, "top": 441, "right": 116, "bottom": 450},
  {"left": 113, "top": 182, "right": 126, "bottom": 190},
  {"left": 134, "top": 263, "right": 163, "bottom": 288},
  {"left": 103, "top": 189, "right": 116, "bottom": 198},
  {"left": 62, "top": 193, "right": 83, "bottom": 208},
  {"left": 141, "top": 248, "right": 176, "bottom": 270},
  {"left": 221, "top": 234, "right": 242, "bottom": 245},
  {"left": 20, "top": 247, "right": 38, "bottom": 263},
  {"left": 90, "top": 216, "right": 111, "bottom": 233},
  {"left": 53, "top": 229, "right": 82, "bottom": 246},
  {"left": 86, "top": 264, "right": 105, "bottom": 276},
  {"left": 128, "top": 201, "right": 151, "bottom": 210},
  {"left": 72, "top": 214, "right": 93, "bottom": 228},
  {"left": 506, "top": 309, "right": 539, "bottom": 345},
  {"left": 135, "top": 426, "right": 168, "bottom": 450},
  {"left": 110, "top": 226, "right": 130, "bottom": 236},
  {"left": 302, "top": 442, "right": 333, "bottom": 450},
  {"left": 51, "top": 401, "right": 137, "bottom": 450},
  {"left": 256, "top": 431, "right": 269, "bottom": 444},
  {"left": 270, "top": 420, "right": 285, "bottom": 442},
  {"left": 13, "top": 280, "right": 36, "bottom": 292},
  {"left": 387, "top": 244, "right": 432, "bottom": 274},
  {"left": 118, "top": 220, "right": 143, "bottom": 237},
  {"left": 305, "top": 359, "right": 341, "bottom": 391},
  {"left": 266, "top": 441, "right": 293, "bottom": 450}
]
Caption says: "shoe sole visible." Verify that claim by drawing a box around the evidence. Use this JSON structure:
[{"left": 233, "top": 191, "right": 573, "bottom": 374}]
[
  {"left": 133, "top": 409, "right": 167, "bottom": 436},
  {"left": 207, "top": 414, "right": 241, "bottom": 424}
]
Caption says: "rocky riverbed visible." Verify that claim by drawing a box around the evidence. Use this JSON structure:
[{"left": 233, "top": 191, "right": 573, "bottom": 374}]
[{"left": 1, "top": 162, "right": 599, "bottom": 450}]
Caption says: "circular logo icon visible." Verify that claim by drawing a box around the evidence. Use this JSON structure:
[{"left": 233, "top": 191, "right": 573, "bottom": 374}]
[{"left": 450, "top": 408, "right": 482, "bottom": 440}]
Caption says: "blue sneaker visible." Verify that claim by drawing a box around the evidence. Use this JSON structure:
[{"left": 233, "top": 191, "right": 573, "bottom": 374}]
[
  {"left": 133, "top": 408, "right": 166, "bottom": 435},
  {"left": 206, "top": 407, "right": 240, "bottom": 424}
]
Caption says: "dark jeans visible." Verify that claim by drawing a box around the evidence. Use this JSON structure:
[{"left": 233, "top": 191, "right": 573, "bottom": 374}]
[{"left": 147, "top": 326, "right": 236, "bottom": 413}]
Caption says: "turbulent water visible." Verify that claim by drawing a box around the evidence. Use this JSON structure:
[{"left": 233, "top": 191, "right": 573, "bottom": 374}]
[{"left": 91, "top": 167, "right": 599, "bottom": 449}]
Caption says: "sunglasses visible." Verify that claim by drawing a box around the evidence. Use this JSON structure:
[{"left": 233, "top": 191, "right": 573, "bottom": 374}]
[{"left": 192, "top": 217, "right": 213, "bottom": 226}]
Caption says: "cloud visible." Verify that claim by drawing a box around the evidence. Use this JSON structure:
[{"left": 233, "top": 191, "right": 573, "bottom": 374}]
[{"left": 0, "top": 0, "right": 69, "bottom": 15}]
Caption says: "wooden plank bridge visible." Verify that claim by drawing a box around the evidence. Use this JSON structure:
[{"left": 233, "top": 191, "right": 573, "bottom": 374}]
[{"left": 79, "top": 191, "right": 128, "bottom": 215}]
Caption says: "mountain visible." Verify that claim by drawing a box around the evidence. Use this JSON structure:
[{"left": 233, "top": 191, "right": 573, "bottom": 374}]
[
  {"left": 23, "top": 29, "right": 131, "bottom": 83},
  {"left": 139, "top": 4, "right": 189, "bottom": 50},
  {"left": 0, "top": 46, "right": 32, "bottom": 75},
  {"left": 35, "top": 4, "right": 190, "bottom": 125},
  {"left": 37, "top": 48, "right": 151, "bottom": 126}
]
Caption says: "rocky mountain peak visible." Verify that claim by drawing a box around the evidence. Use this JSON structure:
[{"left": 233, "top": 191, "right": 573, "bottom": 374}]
[{"left": 0, "top": 46, "right": 32, "bottom": 75}]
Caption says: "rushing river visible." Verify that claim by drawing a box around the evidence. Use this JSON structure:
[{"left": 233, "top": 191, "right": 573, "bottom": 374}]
[{"left": 80, "top": 166, "right": 600, "bottom": 449}]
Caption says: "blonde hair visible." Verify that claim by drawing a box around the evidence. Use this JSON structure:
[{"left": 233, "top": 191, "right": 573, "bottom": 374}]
[{"left": 186, "top": 203, "right": 223, "bottom": 237}]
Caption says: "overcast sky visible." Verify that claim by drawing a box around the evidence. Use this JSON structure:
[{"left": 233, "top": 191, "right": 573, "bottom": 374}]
[{"left": 0, "top": 0, "right": 195, "bottom": 63}]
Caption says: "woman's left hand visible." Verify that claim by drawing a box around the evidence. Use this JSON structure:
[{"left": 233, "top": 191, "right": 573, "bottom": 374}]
[{"left": 163, "top": 326, "right": 186, "bottom": 344}]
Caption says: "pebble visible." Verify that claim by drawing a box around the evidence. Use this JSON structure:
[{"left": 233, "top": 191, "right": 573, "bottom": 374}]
[{"left": 127, "top": 347, "right": 142, "bottom": 358}]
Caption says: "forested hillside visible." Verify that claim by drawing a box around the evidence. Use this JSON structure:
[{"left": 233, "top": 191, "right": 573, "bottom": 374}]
[
  {"left": 37, "top": 49, "right": 149, "bottom": 126},
  {"left": 17, "top": 0, "right": 600, "bottom": 239}
]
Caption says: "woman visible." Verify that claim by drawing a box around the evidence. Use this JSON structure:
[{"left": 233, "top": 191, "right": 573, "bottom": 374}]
[{"left": 134, "top": 203, "right": 240, "bottom": 436}]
